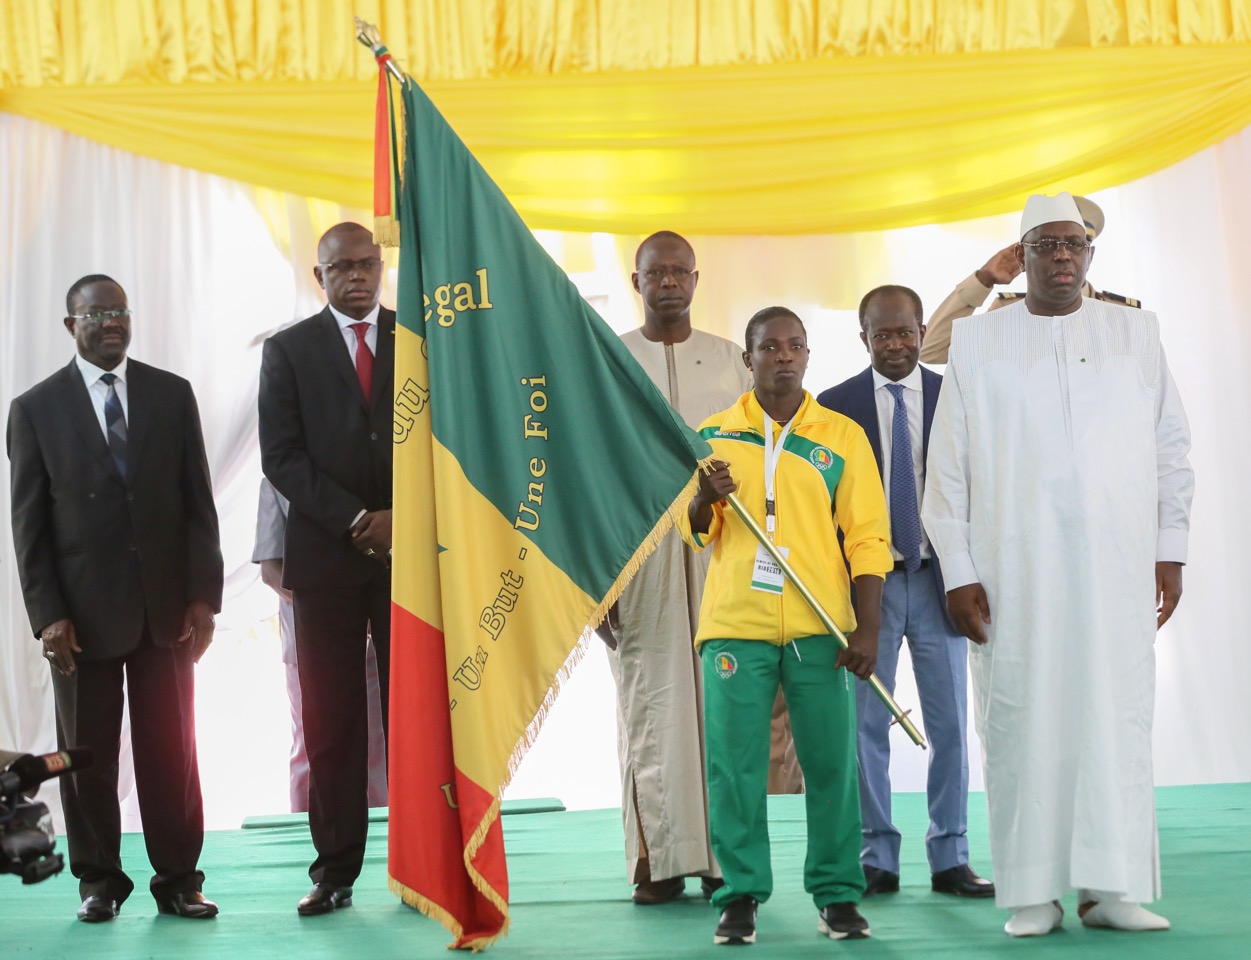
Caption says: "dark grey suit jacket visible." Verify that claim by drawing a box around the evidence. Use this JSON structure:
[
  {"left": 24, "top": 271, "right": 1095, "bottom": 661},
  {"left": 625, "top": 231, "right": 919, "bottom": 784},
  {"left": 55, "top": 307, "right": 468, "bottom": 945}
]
[
  {"left": 257, "top": 306, "right": 395, "bottom": 589},
  {"left": 7, "top": 358, "right": 223, "bottom": 660}
]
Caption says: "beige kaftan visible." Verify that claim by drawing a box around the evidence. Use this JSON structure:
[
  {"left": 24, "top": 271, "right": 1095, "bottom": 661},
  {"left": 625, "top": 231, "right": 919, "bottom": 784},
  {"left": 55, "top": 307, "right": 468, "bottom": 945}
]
[{"left": 608, "top": 328, "right": 752, "bottom": 883}]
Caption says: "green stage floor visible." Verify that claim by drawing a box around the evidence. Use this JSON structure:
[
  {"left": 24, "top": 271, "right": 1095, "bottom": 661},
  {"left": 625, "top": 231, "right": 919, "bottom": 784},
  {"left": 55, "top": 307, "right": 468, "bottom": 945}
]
[{"left": 4, "top": 784, "right": 1248, "bottom": 958}]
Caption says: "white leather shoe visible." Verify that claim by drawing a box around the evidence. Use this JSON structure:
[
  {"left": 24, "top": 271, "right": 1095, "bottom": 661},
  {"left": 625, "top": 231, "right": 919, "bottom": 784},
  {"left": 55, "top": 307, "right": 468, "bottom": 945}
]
[
  {"left": 1005, "top": 901, "right": 1064, "bottom": 937},
  {"left": 1080, "top": 900, "right": 1170, "bottom": 931}
]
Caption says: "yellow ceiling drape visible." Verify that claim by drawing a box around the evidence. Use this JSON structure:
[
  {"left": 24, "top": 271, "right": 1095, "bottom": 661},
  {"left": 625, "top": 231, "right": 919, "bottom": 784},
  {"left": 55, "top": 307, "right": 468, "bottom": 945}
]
[
  {"left": 5, "top": 2, "right": 1250, "bottom": 84},
  {"left": 3, "top": 2, "right": 1251, "bottom": 234}
]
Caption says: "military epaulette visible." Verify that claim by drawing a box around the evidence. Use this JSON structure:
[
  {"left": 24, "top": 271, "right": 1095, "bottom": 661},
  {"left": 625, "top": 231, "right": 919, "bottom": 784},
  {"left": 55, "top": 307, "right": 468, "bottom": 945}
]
[
  {"left": 994, "top": 291, "right": 1025, "bottom": 303},
  {"left": 1095, "top": 290, "right": 1142, "bottom": 309}
]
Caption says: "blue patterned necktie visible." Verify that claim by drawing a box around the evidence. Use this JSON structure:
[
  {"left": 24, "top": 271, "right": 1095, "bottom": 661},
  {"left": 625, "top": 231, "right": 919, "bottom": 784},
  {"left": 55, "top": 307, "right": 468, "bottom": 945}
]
[
  {"left": 886, "top": 383, "right": 921, "bottom": 572},
  {"left": 99, "top": 372, "right": 128, "bottom": 477}
]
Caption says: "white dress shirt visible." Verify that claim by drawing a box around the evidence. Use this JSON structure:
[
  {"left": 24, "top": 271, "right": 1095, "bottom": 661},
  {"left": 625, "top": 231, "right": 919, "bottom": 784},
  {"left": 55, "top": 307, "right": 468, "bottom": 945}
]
[
  {"left": 329, "top": 303, "right": 380, "bottom": 362},
  {"left": 871, "top": 364, "right": 930, "bottom": 560}
]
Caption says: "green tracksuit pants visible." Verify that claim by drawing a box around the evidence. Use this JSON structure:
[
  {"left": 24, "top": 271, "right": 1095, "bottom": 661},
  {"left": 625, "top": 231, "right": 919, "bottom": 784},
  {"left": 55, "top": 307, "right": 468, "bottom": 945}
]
[{"left": 701, "top": 636, "right": 864, "bottom": 910}]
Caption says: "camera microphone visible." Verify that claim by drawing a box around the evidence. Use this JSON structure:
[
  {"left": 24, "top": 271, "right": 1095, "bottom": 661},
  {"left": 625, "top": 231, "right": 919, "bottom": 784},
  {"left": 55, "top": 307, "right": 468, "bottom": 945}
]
[{"left": 0, "top": 747, "right": 92, "bottom": 795}]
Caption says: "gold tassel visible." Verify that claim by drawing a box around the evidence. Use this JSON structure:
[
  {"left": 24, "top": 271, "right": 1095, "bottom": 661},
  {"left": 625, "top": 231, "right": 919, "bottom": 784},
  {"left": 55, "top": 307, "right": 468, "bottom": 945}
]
[{"left": 373, "top": 215, "right": 401, "bottom": 248}]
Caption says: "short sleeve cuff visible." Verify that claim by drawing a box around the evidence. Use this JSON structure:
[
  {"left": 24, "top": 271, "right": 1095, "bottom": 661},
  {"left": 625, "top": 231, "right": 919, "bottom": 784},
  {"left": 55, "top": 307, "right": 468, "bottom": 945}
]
[
  {"left": 1156, "top": 528, "right": 1188, "bottom": 564},
  {"left": 848, "top": 550, "right": 893, "bottom": 581}
]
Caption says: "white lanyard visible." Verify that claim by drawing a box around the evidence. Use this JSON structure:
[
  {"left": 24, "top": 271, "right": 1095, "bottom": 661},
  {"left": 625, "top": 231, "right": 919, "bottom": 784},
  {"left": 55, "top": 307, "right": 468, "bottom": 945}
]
[{"left": 762, "top": 413, "right": 794, "bottom": 542}]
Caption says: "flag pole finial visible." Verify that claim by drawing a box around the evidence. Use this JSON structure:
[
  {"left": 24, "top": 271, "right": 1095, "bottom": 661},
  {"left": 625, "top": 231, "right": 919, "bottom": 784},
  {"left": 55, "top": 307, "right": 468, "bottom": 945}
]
[{"left": 355, "top": 17, "right": 405, "bottom": 83}]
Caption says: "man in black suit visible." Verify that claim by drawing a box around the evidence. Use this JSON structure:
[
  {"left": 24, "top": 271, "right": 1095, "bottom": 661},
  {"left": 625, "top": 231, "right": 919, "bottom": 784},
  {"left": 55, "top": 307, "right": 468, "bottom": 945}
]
[
  {"left": 7, "top": 274, "right": 223, "bottom": 923},
  {"left": 817, "top": 285, "right": 992, "bottom": 900},
  {"left": 258, "top": 222, "right": 394, "bottom": 916}
]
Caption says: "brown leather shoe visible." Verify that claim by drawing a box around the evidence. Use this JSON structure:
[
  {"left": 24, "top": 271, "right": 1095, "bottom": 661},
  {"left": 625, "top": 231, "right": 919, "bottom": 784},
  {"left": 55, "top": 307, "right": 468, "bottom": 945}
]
[{"left": 631, "top": 876, "right": 685, "bottom": 905}]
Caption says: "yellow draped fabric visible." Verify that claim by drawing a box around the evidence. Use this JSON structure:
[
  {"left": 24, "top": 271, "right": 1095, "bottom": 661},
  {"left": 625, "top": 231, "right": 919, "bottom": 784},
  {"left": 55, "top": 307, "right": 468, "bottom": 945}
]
[{"left": 3, "top": 2, "right": 1251, "bottom": 233}]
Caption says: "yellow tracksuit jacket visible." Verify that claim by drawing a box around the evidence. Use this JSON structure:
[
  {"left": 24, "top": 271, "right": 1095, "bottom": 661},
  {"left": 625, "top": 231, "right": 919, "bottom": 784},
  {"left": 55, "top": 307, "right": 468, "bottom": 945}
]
[{"left": 679, "top": 390, "right": 892, "bottom": 649}]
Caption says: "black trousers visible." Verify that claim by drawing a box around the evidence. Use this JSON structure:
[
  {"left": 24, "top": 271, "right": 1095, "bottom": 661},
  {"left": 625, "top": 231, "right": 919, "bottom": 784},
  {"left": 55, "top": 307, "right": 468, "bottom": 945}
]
[
  {"left": 293, "top": 571, "right": 391, "bottom": 886},
  {"left": 51, "top": 629, "right": 205, "bottom": 905}
]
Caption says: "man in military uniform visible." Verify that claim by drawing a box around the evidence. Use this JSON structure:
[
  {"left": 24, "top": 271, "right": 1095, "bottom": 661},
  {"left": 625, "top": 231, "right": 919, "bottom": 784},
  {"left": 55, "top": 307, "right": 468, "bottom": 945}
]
[{"left": 919, "top": 197, "right": 1140, "bottom": 365}]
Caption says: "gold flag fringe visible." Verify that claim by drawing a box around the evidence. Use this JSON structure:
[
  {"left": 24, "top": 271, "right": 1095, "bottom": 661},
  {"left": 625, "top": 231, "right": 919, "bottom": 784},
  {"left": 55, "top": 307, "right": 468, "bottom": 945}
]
[
  {"left": 459, "top": 794, "right": 511, "bottom": 951},
  {"left": 503, "top": 456, "right": 713, "bottom": 790},
  {"left": 388, "top": 875, "right": 465, "bottom": 942},
  {"left": 437, "top": 457, "right": 712, "bottom": 951}
]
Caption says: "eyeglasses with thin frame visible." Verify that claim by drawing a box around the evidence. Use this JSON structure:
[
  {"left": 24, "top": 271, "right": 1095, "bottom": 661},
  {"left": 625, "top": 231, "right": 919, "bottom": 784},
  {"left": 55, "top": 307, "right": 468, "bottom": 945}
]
[
  {"left": 1021, "top": 239, "right": 1091, "bottom": 255},
  {"left": 68, "top": 309, "right": 133, "bottom": 325},
  {"left": 640, "top": 266, "right": 695, "bottom": 281},
  {"left": 319, "top": 258, "right": 384, "bottom": 275}
]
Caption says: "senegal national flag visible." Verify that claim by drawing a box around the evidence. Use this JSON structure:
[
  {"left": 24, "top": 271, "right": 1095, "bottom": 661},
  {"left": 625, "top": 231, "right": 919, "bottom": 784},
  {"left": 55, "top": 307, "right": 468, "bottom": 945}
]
[{"left": 378, "top": 72, "right": 710, "bottom": 949}]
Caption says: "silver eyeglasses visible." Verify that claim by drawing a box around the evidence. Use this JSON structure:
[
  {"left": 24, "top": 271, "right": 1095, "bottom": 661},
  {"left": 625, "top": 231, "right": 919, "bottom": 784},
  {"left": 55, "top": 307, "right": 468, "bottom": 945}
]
[
  {"left": 319, "top": 258, "right": 384, "bottom": 274},
  {"left": 68, "top": 309, "right": 133, "bottom": 324},
  {"left": 1021, "top": 239, "right": 1091, "bottom": 255}
]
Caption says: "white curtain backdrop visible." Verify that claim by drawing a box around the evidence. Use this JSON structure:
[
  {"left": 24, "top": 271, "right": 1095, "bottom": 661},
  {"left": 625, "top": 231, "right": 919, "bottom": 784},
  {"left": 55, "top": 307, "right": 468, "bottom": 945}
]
[{"left": 3, "top": 113, "right": 1249, "bottom": 834}]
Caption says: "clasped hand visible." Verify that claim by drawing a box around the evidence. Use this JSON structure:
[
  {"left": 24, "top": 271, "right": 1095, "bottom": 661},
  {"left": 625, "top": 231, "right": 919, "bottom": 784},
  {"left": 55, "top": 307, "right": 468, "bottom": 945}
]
[{"left": 351, "top": 509, "right": 393, "bottom": 563}]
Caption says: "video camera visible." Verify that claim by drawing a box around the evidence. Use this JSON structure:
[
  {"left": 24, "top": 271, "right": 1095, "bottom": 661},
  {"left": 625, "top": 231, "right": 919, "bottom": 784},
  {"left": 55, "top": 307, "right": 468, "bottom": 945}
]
[{"left": 1, "top": 747, "right": 91, "bottom": 884}]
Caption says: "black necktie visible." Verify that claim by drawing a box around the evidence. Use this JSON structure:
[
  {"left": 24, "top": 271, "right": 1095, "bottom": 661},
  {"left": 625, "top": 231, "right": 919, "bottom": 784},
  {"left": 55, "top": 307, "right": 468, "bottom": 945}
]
[{"left": 99, "top": 372, "right": 128, "bottom": 476}]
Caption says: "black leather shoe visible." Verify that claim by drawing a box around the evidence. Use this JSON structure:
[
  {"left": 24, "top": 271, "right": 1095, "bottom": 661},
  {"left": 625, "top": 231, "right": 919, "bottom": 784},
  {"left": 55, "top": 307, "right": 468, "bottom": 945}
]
[
  {"left": 862, "top": 864, "right": 900, "bottom": 896},
  {"left": 156, "top": 891, "right": 219, "bottom": 919},
  {"left": 631, "top": 876, "right": 684, "bottom": 904},
  {"left": 77, "top": 895, "right": 120, "bottom": 923},
  {"left": 931, "top": 863, "right": 995, "bottom": 898},
  {"left": 700, "top": 876, "right": 726, "bottom": 900},
  {"left": 297, "top": 883, "right": 354, "bottom": 916},
  {"left": 713, "top": 896, "right": 757, "bottom": 945}
]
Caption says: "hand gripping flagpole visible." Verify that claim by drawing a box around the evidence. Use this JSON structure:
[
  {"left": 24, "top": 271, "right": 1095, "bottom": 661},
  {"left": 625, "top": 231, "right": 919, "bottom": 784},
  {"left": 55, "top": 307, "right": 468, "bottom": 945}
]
[{"left": 724, "top": 491, "right": 927, "bottom": 749}]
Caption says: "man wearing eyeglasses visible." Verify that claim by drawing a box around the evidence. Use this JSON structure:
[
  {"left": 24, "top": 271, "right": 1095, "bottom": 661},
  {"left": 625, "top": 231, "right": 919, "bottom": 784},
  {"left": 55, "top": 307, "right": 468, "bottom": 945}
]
[
  {"left": 818, "top": 286, "right": 994, "bottom": 903},
  {"left": 258, "top": 222, "right": 394, "bottom": 917},
  {"left": 8, "top": 275, "right": 223, "bottom": 923},
  {"left": 919, "top": 196, "right": 1141, "bottom": 365},
  {"left": 599, "top": 231, "right": 800, "bottom": 906},
  {"left": 922, "top": 193, "right": 1193, "bottom": 937}
]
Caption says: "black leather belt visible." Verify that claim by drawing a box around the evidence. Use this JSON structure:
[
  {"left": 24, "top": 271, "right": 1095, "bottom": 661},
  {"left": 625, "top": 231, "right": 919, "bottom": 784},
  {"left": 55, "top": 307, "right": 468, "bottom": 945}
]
[{"left": 893, "top": 559, "right": 930, "bottom": 572}]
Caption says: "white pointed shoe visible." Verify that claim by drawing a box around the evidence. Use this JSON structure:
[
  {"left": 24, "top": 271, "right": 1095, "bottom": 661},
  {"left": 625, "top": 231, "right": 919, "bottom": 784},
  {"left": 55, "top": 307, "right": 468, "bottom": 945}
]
[
  {"left": 1080, "top": 900, "right": 1170, "bottom": 931},
  {"left": 1005, "top": 901, "right": 1064, "bottom": 937}
]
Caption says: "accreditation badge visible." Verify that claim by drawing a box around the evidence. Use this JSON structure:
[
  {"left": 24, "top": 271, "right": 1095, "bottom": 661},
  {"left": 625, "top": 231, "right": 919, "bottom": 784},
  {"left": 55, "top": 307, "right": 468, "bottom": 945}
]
[{"left": 750, "top": 543, "right": 789, "bottom": 594}]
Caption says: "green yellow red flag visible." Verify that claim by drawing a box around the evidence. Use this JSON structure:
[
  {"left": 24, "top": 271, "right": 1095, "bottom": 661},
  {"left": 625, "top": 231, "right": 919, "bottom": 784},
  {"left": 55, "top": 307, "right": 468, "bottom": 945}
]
[{"left": 378, "top": 70, "right": 710, "bottom": 950}]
